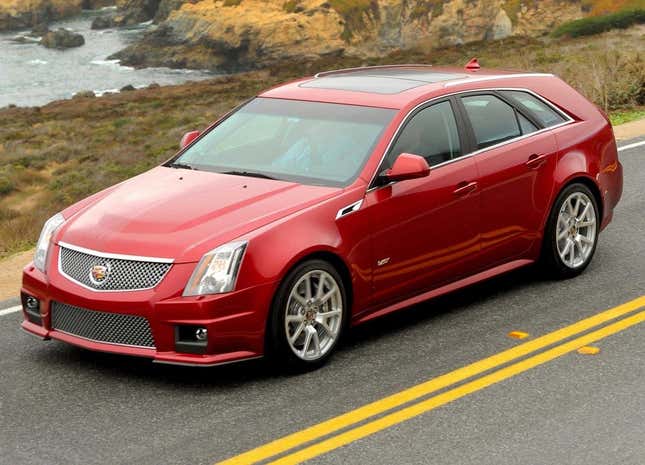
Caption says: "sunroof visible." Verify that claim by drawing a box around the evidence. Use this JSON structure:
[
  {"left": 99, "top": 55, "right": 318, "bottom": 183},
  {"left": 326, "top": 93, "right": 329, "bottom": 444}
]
[
  {"left": 300, "top": 69, "right": 469, "bottom": 94},
  {"left": 301, "top": 76, "right": 425, "bottom": 94}
]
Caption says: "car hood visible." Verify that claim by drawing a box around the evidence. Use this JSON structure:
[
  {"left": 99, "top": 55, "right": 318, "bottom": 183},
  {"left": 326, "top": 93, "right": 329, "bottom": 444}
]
[{"left": 57, "top": 166, "right": 341, "bottom": 262}]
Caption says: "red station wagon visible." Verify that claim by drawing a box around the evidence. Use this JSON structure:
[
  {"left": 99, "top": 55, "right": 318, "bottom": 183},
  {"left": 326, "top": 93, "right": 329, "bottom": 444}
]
[{"left": 21, "top": 62, "right": 623, "bottom": 369}]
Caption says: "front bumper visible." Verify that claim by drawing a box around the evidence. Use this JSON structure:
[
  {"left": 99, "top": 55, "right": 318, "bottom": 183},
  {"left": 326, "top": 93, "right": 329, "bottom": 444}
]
[{"left": 20, "top": 247, "right": 277, "bottom": 366}]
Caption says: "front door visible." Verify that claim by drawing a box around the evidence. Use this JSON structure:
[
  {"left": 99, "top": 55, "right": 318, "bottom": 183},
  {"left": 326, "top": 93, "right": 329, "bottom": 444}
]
[{"left": 363, "top": 100, "right": 481, "bottom": 309}]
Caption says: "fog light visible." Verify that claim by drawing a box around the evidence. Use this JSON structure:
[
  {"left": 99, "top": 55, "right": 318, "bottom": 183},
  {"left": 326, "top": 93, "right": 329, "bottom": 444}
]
[
  {"left": 21, "top": 293, "right": 42, "bottom": 325},
  {"left": 26, "top": 296, "right": 39, "bottom": 311},
  {"left": 195, "top": 327, "right": 208, "bottom": 341},
  {"left": 175, "top": 325, "right": 209, "bottom": 355}
]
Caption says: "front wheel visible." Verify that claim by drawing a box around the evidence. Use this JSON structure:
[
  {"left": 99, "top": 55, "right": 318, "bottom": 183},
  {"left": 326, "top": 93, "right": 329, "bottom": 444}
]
[
  {"left": 541, "top": 183, "right": 599, "bottom": 279},
  {"left": 267, "top": 260, "right": 347, "bottom": 370}
]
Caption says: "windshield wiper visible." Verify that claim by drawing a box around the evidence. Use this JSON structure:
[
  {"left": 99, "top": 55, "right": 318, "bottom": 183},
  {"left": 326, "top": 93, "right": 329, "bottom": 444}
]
[
  {"left": 222, "top": 170, "right": 277, "bottom": 180},
  {"left": 168, "top": 162, "right": 195, "bottom": 170}
]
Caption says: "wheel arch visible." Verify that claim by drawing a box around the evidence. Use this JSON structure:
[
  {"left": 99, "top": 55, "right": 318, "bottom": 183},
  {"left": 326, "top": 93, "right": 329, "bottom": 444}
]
[
  {"left": 535, "top": 172, "right": 603, "bottom": 261},
  {"left": 539, "top": 175, "right": 602, "bottom": 278},
  {"left": 276, "top": 249, "right": 354, "bottom": 312},
  {"left": 556, "top": 175, "right": 604, "bottom": 225},
  {"left": 263, "top": 248, "right": 354, "bottom": 359}
]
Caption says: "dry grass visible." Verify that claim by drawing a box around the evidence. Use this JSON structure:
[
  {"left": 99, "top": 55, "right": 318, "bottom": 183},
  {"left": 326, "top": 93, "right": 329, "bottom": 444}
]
[
  {"left": 0, "top": 27, "right": 643, "bottom": 257},
  {"left": 0, "top": 74, "right": 271, "bottom": 256}
]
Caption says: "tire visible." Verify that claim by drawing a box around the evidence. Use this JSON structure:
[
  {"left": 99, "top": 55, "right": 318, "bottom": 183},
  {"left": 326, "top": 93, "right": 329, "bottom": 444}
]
[
  {"left": 267, "top": 259, "right": 347, "bottom": 371},
  {"left": 541, "top": 183, "right": 600, "bottom": 279}
]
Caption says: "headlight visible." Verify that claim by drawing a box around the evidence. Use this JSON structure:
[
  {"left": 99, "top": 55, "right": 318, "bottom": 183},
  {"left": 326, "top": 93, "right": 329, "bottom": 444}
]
[
  {"left": 183, "top": 241, "right": 247, "bottom": 296},
  {"left": 34, "top": 213, "right": 65, "bottom": 273}
]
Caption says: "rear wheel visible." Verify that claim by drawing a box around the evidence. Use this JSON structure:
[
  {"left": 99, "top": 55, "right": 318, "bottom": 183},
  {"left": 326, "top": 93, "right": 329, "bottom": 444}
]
[
  {"left": 542, "top": 183, "right": 599, "bottom": 279},
  {"left": 268, "top": 260, "right": 347, "bottom": 370}
]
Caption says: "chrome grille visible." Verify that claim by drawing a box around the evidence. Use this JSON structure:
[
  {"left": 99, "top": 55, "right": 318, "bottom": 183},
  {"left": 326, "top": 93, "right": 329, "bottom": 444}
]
[
  {"left": 51, "top": 302, "right": 155, "bottom": 348},
  {"left": 59, "top": 245, "right": 172, "bottom": 291}
]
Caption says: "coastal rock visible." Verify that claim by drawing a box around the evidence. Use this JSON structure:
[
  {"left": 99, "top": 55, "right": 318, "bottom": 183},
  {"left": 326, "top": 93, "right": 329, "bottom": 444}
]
[
  {"left": 155, "top": 0, "right": 197, "bottom": 22},
  {"left": 82, "top": 0, "right": 118, "bottom": 7},
  {"left": 0, "top": 0, "right": 85, "bottom": 32},
  {"left": 90, "top": 14, "right": 115, "bottom": 29},
  {"left": 115, "top": 0, "right": 162, "bottom": 23},
  {"left": 120, "top": 84, "right": 136, "bottom": 91},
  {"left": 109, "top": 0, "right": 593, "bottom": 72},
  {"left": 41, "top": 28, "right": 85, "bottom": 48},
  {"left": 30, "top": 22, "right": 50, "bottom": 37},
  {"left": 491, "top": 9, "right": 512, "bottom": 40},
  {"left": 73, "top": 90, "right": 96, "bottom": 98}
]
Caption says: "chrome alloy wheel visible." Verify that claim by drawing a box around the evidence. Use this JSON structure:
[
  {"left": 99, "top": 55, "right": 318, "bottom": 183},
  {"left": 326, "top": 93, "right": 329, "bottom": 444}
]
[
  {"left": 284, "top": 270, "right": 343, "bottom": 361},
  {"left": 556, "top": 191, "right": 597, "bottom": 269}
]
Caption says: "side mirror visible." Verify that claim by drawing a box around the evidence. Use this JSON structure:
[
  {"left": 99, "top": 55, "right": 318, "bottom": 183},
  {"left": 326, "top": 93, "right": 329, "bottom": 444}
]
[
  {"left": 381, "top": 153, "right": 430, "bottom": 183},
  {"left": 180, "top": 130, "right": 201, "bottom": 150}
]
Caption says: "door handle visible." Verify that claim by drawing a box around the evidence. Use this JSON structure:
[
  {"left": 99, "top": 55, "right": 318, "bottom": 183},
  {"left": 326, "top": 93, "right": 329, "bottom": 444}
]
[
  {"left": 526, "top": 153, "right": 547, "bottom": 169},
  {"left": 453, "top": 181, "right": 478, "bottom": 196}
]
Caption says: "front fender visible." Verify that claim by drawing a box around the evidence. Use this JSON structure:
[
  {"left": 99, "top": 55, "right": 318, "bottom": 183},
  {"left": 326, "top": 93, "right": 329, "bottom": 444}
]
[{"left": 238, "top": 188, "right": 373, "bottom": 316}]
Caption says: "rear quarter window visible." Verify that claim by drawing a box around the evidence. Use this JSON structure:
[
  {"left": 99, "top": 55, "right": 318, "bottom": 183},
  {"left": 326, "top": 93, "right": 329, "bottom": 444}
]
[{"left": 502, "top": 90, "right": 567, "bottom": 128}]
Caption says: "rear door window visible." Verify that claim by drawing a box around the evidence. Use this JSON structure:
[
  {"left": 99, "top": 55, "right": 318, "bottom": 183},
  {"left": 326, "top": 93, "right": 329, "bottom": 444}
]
[
  {"left": 502, "top": 90, "right": 567, "bottom": 127},
  {"left": 461, "top": 95, "right": 522, "bottom": 149},
  {"left": 518, "top": 113, "right": 538, "bottom": 135}
]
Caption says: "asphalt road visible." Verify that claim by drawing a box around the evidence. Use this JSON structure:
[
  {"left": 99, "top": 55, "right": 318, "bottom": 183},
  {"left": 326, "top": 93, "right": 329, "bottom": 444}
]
[{"left": 1, "top": 138, "right": 644, "bottom": 465}]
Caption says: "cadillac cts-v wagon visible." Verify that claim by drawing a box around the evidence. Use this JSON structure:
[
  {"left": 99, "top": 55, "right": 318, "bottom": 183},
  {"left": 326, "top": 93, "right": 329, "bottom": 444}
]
[{"left": 21, "top": 63, "right": 623, "bottom": 368}]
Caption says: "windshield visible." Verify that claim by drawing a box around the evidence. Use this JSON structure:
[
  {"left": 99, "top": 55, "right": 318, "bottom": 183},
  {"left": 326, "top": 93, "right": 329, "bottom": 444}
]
[{"left": 170, "top": 98, "right": 396, "bottom": 187}]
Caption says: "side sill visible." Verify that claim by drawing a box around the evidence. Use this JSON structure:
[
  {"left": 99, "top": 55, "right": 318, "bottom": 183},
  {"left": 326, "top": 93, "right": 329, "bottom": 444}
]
[{"left": 352, "top": 259, "right": 534, "bottom": 326}]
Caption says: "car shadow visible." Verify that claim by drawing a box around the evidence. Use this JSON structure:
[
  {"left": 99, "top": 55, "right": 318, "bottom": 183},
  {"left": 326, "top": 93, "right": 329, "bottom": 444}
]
[
  {"left": 38, "top": 264, "right": 545, "bottom": 388},
  {"left": 345, "top": 264, "right": 542, "bottom": 349}
]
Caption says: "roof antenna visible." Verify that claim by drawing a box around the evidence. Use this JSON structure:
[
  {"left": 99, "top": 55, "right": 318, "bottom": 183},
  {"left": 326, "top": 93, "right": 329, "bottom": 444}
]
[{"left": 465, "top": 57, "right": 480, "bottom": 71}]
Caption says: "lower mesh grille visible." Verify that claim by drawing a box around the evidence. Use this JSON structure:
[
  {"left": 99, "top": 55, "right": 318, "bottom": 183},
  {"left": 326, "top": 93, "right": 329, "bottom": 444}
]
[{"left": 51, "top": 302, "right": 155, "bottom": 348}]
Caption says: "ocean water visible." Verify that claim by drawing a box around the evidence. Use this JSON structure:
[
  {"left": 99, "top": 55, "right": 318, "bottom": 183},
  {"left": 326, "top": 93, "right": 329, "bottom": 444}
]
[{"left": 0, "top": 8, "right": 213, "bottom": 108}]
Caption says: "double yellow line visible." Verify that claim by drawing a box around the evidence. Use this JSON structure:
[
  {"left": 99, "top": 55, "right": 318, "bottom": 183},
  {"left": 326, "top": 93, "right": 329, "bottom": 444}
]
[{"left": 216, "top": 296, "right": 645, "bottom": 465}]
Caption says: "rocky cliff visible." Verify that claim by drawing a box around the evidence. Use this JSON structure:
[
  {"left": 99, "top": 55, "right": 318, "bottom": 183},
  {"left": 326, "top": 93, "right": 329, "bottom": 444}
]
[
  {"left": 2, "top": 0, "right": 633, "bottom": 70},
  {"left": 0, "top": 0, "right": 116, "bottom": 30},
  {"left": 108, "top": 0, "right": 609, "bottom": 71}
]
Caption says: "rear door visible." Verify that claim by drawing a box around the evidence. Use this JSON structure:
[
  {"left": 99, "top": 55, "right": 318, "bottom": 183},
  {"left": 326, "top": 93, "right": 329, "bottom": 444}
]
[{"left": 457, "top": 91, "right": 561, "bottom": 266}]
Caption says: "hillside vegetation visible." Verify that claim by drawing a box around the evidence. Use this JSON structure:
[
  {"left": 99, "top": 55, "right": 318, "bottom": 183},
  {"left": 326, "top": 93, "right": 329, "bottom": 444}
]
[
  {"left": 553, "top": 8, "right": 645, "bottom": 37},
  {"left": 1, "top": 27, "right": 644, "bottom": 257}
]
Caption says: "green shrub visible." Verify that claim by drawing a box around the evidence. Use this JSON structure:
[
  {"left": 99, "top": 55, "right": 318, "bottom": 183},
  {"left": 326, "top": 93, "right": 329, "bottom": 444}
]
[
  {"left": 112, "top": 117, "right": 131, "bottom": 129},
  {"left": 0, "top": 207, "right": 19, "bottom": 222},
  {"left": 0, "top": 175, "right": 15, "bottom": 195},
  {"left": 503, "top": 0, "right": 521, "bottom": 25},
  {"left": 8, "top": 166, "right": 46, "bottom": 188},
  {"left": 409, "top": 1, "right": 444, "bottom": 21},
  {"left": 329, "top": 0, "right": 380, "bottom": 42},
  {"left": 283, "top": 0, "right": 299, "bottom": 13},
  {"left": 609, "top": 108, "right": 645, "bottom": 126},
  {"left": 553, "top": 9, "right": 645, "bottom": 38}
]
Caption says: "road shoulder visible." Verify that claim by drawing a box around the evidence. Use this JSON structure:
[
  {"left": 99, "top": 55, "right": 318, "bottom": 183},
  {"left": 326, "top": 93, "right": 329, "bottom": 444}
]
[
  {"left": 614, "top": 118, "right": 645, "bottom": 141},
  {"left": 0, "top": 250, "right": 32, "bottom": 302}
]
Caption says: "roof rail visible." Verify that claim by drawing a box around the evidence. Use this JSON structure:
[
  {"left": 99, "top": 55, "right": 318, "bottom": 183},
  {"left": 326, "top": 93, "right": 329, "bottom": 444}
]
[
  {"left": 444, "top": 73, "right": 555, "bottom": 87},
  {"left": 314, "top": 64, "right": 434, "bottom": 78}
]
